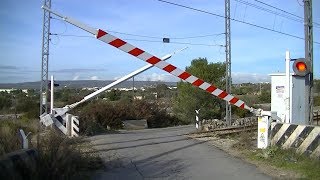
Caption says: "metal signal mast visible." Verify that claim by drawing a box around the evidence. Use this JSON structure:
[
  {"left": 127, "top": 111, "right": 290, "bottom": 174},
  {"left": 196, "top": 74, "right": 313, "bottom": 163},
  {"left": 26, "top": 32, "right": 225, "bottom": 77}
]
[
  {"left": 225, "top": 0, "right": 232, "bottom": 126},
  {"left": 304, "top": 0, "right": 313, "bottom": 124},
  {"left": 40, "top": 0, "right": 51, "bottom": 116}
]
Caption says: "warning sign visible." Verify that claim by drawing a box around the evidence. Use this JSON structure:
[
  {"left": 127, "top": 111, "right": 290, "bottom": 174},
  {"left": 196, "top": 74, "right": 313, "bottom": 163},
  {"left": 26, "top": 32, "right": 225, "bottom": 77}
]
[
  {"left": 257, "top": 116, "right": 268, "bottom": 149},
  {"left": 276, "top": 86, "right": 285, "bottom": 98}
]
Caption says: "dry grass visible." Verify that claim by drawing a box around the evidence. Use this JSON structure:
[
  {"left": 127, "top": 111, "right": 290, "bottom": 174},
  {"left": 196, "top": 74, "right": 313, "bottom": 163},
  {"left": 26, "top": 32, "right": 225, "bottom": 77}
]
[
  {"left": 231, "top": 131, "right": 256, "bottom": 150},
  {"left": 211, "top": 130, "right": 320, "bottom": 179},
  {"left": 35, "top": 130, "right": 103, "bottom": 179},
  {"left": 0, "top": 119, "right": 103, "bottom": 179},
  {"left": 0, "top": 118, "right": 38, "bottom": 155}
]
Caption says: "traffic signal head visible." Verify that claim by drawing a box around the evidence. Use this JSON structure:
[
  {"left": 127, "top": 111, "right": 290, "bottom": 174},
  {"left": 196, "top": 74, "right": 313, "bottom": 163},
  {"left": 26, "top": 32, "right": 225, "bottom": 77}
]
[{"left": 292, "top": 58, "right": 310, "bottom": 76}]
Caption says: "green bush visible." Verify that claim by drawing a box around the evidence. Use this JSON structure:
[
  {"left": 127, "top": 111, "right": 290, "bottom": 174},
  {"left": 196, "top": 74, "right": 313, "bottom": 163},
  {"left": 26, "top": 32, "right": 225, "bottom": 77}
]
[
  {"left": 314, "top": 96, "right": 320, "bottom": 106},
  {"left": 78, "top": 100, "right": 124, "bottom": 135},
  {"left": 78, "top": 99, "right": 184, "bottom": 135},
  {"left": 258, "top": 90, "right": 271, "bottom": 103},
  {"left": 133, "top": 100, "right": 184, "bottom": 128},
  {"left": 146, "top": 110, "right": 183, "bottom": 128},
  {"left": 232, "top": 106, "right": 250, "bottom": 118}
]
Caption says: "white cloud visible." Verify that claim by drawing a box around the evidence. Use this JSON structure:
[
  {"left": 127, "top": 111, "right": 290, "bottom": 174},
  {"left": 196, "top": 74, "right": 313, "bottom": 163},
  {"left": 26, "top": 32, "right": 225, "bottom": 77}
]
[
  {"left": 132, "top": 72, "right": 270, "bottom": 84},
  {"left": 135, "top": 73, "right": 179, "bottom": 82},
  {"left": 232, "top": 72, "right": 270, "bottom": 84},
  {"left": 90, "top": 76, "right": 99, "bottom": 80}
]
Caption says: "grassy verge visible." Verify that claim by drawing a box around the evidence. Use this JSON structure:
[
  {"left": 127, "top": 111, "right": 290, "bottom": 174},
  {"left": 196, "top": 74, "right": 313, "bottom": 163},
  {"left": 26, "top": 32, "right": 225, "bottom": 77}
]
[
  {"left": 246, "top": 146, "right": 320, "bottom": 179},
  {"left": 0, "top": 118, "right": 38, "bottom": 155},
  {"left": 0, "top": 118, "right": 103, "bottom": 179},
  {"left": 190, "top": 130, "right": 320, "bottom": 179},
  {"left": 231, "top": 132, "right": 320, "bottom": 179}
]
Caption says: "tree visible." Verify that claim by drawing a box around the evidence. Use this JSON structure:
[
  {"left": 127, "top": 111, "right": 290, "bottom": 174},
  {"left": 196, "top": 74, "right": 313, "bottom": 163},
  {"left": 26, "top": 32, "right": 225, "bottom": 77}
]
[
  {"left": 106, "top": 89, "right": 121, "bottom": 101},
  {"left": 0, "top": 92, "right": 12, "bottom": 111},
  {"left": 155, "top": 84, "right": 168, "bottom": 98},
  {"left": 314, "top": 79, "right": 320, "bottom": 93},
  {"left": 173, "top": 58, "right": 226, "bottom": 123},
  {"left": 258, "top": 90, "right": 271, "bottom": 103}
]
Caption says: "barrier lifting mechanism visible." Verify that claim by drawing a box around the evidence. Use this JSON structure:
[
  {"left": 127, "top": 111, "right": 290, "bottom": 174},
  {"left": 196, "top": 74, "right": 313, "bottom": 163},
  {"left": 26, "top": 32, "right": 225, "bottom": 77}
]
[{"left": 40, "top": 6, "right": 278, "bottom": 148}]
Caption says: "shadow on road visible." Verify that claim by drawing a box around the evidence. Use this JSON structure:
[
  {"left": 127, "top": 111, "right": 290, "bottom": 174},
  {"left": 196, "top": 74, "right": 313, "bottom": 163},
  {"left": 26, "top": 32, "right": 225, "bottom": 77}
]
[
  {"left": 135, "top": 140, "right": 209, "bottom": 165},
  {"left": 92, "top": 138, "right": 209, "bottom": 179},
  {"left": 134, "top": 158, "right": 189, "bottom": 179},
  {"left": 91, "top": 134, "right": 188, "bottom": 146},
  {"left": 90, "top": 137, "right": 194, "bottom": 152},
  {"left": 131, "top": 139, "right": 210, "bottom": 178}
]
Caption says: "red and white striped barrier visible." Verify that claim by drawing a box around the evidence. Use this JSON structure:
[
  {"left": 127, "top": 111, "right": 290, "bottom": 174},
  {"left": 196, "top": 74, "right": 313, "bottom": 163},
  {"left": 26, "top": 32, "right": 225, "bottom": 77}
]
[
  {"left": 42, "top": 6, "right": 254, "bottom": 112},
  {"left": 95, "top": 30, "right": 251, "bottom": 110}
]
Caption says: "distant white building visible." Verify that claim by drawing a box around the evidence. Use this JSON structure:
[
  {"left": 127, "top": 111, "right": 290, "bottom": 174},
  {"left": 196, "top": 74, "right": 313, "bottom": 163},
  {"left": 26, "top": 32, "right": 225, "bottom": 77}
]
[
  {"left": 0, "top": 89, "right": 28, "bottom": 94},
  {"left": 168, "top": 86, "right": 177, "bottom": 90}
]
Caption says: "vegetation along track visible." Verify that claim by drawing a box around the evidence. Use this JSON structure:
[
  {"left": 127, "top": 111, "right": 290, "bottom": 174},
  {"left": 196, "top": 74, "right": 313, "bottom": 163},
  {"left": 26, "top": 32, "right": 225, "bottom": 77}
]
[{"left": 190, "top": 124, "right": 257, "bottom": 138}]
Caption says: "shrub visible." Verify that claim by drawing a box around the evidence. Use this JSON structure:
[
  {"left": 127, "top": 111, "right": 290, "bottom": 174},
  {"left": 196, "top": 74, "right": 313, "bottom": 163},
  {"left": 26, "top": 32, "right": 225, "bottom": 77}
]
[
  {"left": 35, "top": 131, "right": 103, "bottom": 179},
  {"left": 0, "top": 120, "right": 103, "bottom": 179},
  {"left": 314, "top": 96, "right": 320, "bottom": 106},
  {"left": 0, "top": 118, "right": 38, "bottom": 156},
  {"left": 78, "top": 99, "right": 185, "bottom": 134},
  {"left": 146, "top": 110, "right": 183, "bottom": 128},
  {"left": 78, "top": 100, "right": 124, "bottom": 135},
  {"left": 232, "top": 106, "right": 250, "bottom": 118}
]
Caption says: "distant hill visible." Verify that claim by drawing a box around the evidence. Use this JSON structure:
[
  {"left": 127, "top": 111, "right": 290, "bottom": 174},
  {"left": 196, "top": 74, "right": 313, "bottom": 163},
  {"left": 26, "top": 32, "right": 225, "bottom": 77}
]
[{"left": 0, "top": 80, "right": 177, "bottom": 89}]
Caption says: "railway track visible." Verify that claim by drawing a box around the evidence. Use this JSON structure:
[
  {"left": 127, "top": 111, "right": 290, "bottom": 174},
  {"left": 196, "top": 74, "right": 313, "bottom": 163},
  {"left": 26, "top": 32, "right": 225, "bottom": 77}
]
[{"left": 189, "top": 124, "right": 257, "bottom": 138}]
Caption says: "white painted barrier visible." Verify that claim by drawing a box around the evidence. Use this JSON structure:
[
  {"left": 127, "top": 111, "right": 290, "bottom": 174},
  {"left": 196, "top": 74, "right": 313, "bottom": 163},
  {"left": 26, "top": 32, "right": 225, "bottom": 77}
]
[
  {"left": 66, "top": 113, "right": 79, "bottom": 137},
  {"left": 71, "top": 116, "right": 79, "bottom": 137}
]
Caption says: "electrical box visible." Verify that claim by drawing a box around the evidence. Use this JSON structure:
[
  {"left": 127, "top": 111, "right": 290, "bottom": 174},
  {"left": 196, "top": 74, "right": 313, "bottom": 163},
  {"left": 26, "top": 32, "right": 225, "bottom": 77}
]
[{"left": 270, "top": 73, "right": 307, "bottom": 125}]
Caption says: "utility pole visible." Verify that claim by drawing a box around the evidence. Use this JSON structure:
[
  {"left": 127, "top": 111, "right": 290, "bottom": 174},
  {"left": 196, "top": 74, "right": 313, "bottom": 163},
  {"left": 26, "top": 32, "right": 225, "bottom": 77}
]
[
  {"left": 38, "top": 0, "right": 51, "bottom": 147},
  {"left": 40, "top": 0, "right": 51, "bottom": 116},
  {"left": 304, "top": 0, "right": 313, "bottom": 124},
  {"left": 225, "top": 0, "right": 232, "bottom": 126}
]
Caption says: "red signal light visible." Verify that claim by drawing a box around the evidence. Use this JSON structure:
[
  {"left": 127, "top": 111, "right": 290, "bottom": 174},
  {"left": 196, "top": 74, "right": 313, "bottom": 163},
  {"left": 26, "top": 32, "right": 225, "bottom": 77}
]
[
  {"left": 295, "top": 62, "right": 307, "bottom": 72},
  {"left": 292, "top": 58, "right": 310, "bottom": 76}
]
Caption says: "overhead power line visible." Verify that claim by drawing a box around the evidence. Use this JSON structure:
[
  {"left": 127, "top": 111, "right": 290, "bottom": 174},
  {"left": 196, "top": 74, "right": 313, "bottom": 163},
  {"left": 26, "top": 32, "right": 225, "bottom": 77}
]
[
  {"left": 106, "top": 30, "right": 161, "bottom": 39},
  {"left": 51, "top": 16, "right": 226, "bottom": 40},
  {"left": 52, "top": 31, "right": 225, "bottom": 40},
  {"left": 235, "top": 0, "right": 303, "bottom": 23},
  {"left": 252, "top": 0, "right": 320, "bottom": 27},
  {"left": 108, "top": 30, "right": 225, "bottom": 40},
  {"left": 169, "top": 33, "right": 225, "bottom": 39},
  {"left": 254, "top": 0, "right": 302, "bottom": 19},
  {"left": 51, "top": 34, "right": 224, "bottom": 47},
  {"left": 50, "top": 33, "right": 92, "bottom": 38},
  {"left": 156, "top": 0, "right": 320, "bottom": 45},
  {"left": 123, "top": 38, "right": 224, "bottom": 47}
]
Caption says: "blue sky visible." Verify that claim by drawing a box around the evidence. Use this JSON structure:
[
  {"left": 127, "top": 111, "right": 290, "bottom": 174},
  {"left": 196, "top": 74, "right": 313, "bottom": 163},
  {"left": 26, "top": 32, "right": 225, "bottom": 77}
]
[{"left": 0, "top": 0, "right": 319, "bottom": 84}]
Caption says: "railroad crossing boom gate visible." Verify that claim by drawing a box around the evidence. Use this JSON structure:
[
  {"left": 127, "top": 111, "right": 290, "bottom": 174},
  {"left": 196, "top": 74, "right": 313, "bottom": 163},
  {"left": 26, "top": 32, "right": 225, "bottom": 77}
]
[
  {"left": 40, "top": 6, "right": 275, "bottom": 148},
  {"left": 40, "top": 51, "right": 177, "bottom": 137}
]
